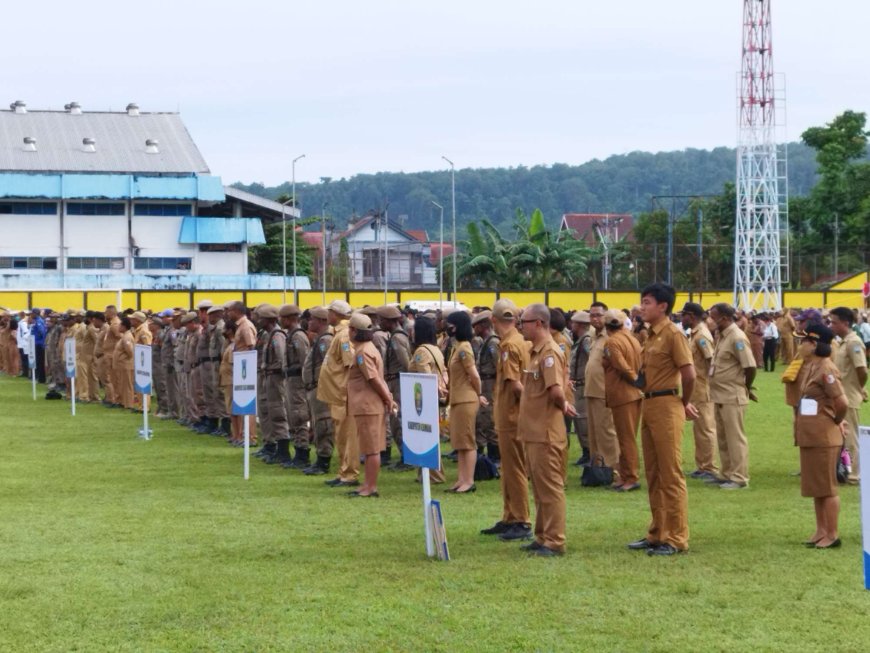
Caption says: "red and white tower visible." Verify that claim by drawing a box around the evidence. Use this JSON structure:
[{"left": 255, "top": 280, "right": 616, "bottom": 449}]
[{"left": 734, "top": 0, "right": 788, "bottom": 310}]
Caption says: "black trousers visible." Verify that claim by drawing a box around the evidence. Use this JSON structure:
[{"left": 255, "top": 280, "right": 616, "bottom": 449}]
[
  {"left": 35, "top": 345, "right": 46, "bottom": 383},
  {"left": 763, "top": 339, "right": 777, "bottom": 371},
  {"left": 18, "top": 348, "right": 28, "bottom": 376}
]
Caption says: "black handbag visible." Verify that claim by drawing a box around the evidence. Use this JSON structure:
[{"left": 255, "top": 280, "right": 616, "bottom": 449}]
[
  {"left": 581, "top": 455, "right": 614, "bottom": 487},
  {"left": 836, "top": 446, "right": 850, "bottom": 484}
]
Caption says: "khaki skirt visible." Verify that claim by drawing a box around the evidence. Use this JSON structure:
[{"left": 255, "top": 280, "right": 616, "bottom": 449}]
[
  {"left": 799, "top": 446, "right": 840, "bottom": 498},
  {"left": 354, "top": 413, "right": 386, "bottom": 456},
  {"left": 449, "top": 401, "right": 479, "bottom": 451}
]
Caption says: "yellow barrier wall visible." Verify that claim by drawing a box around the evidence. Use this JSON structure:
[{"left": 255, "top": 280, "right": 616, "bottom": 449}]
[
  {"left": 455, "top": 291, "right": 498, "bottom": 307},
  {"left": 596, "top": 292, "right": 641, "bottom": 310},
  {"left": 825, "top": 291, "right": 865, "bottom": 309},
  {"left": 829, "top": 271, "right": 869, "bottom": 291},
  {"left": 348, "top": 291, "right": 400, "bottom": 308},
  {"left": 0, "top": 291, "right": 30, "bottom": 310},
  {"left": 193, "top": 291, "right": 242, "bottom": 308},
  {"left": 31, "top": 291, "right": 84, "bottom": 311},
  {"left": 546, "top": 291, "right": 594, "bottom": 310},
  {"left": 86, "top": 291, "right": 121, "bottom": 311},
  {"left": 784, "top": 291, "right": 824, "bottom": 310},
  {"left": 498, "top": 291, "right": 546, "bottom": 307},
  {"left": 139, "top": 291, "right": 191, "bottom": 312}
]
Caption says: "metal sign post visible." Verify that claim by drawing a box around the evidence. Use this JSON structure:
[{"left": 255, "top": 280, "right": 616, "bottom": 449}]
[
  {"left": 134, "top": 345, "right": 153, "bottom": 440},
  {"left": 64, "top": 337, "right": 76, "bottom": 416},
  {"left": 28, "top": 334, "right": 36, "bottom": 400},
  {"left": 232, "top": 350, "right": 258, "bottom": 480}
]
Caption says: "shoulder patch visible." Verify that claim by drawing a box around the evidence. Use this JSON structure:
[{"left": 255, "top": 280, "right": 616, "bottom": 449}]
[
  {"left": 341, "top": 342, "right": 350, "bottom": 352},
  {"left": 544, "top": 356, "right": 554, "bottom": 368},
  {"left": 357, "top": 354, "right": 364, "bottom": 366},
  {"left": 489, "top": 344, "right": 498, "bottom": 356},
  {"left": 415, "top": 353, "right": 422, "bottom": 363},
  {"left": 735, "top": 341, "right": 745, "bottom": 351},
  {"left": 603, "top": 346, "right": 610, "bottom": 357},
  {"left": 501, "top": 351, "right": 508, "bottom": 361},
  {"left": 459, "top": 350, "right": 466, "bottom": 359},
  {"left": 825, "top": 373, "right": 835, "bottom": 384},
  {"left": 559, "top": 343, "right": 566, "bottom": 352},
  {"left": 699, "top": 338, "right": 707, "bottom": 348},
  {"left": 582, "top": 339, "right": 592, "bottom": 354},
  {"left": 319, "top": 343, "right": 327, "bottom": 352},
  {"left": 855, "top": 345, "right": 863, "bottom": 354}
]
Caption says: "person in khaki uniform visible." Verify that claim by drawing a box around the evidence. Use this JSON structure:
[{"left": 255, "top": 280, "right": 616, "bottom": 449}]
[
  {"left": 91, "top": 312, "right": 108, "bottom": 400},
  {"left": 129, "top": 311, "right": 152, "bottom": 412},
  {"left": 258, "top": 305, "right": 292, "bottom": 465},
  {"left": 779, "top": 309, "right": 797, "bottom": 364},
  {"left": 516, "top": 303, "right": 575, "bottom": 557},
  {"left": 680, "top": 302, "right": 718, "bottom": 480},
  {"left": 81, "top": 312, "right": 100, "bottom": 402},
  {"left": 628, "top": 283, "right": 697, "bottom": 556},
  {"left": 205, "top": 306, "right": 228, "bottom": 435},
  {"left": 568, "top": 310, "right": 592, "bottom": 466},
  {"left": 585, "top": 302, "right": 620, "bottom": 473},
  {"left": 346, "top": 312, "right": 395, "bottom": 497},
  {"left": 379, "top": 305, "right": 413, "bottom": 470},
  {"left": 148, "top": 316, "right": 167, "bottom": 414},
  {"left": 69, "top": 311, "right": 88, "bottom": 402},
  {"left": 102, "top": 306, "right": 122, "bottom": 405},
  {"left": 601, "top": 308, "right": 644, "bottom": 492},
  {"left": 279, "top": 304, "right": 312, "bottom": 468},
  {"left": 408, "top": 316, "right": 448, "bottom": 485},
  {"left": 227, "top": 301, "right": 258, "bottom": 446},
  {"left": 446, "top": 310, "right": 482, "bottom": 493},
  {"left": 219, "top": 322, "right": 235, "bottom": 441},
  {"left": 707, "top": 303, "right": 757, "bottom": 489},
  {"left": 113, "top": 317, "right": 136, "bottom": 409},
  {"left": 829, "top": 307, "right": 868, "bottom": 484},
  {"left": 318, "top": 300, "right": 360, "bottom": 487},
  {"left": 472, "top": 310, "right": 500, "bottom": 461},
  {"left": 302, "top": 306, "right": 336, "bottom": 475}
]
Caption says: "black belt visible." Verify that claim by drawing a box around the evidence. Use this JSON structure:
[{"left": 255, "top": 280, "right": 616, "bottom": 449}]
[
  {"left": 643, "top": 389, "right": 678, "bottom": 399},
  {"left": 265, "top": 370, "right": 283, "bottom": 376},
  {"left": 285, "top": 371, "right": 302, "bottom": 378},
  {"left": 199, "top": 357, "right": 219, "bottom": 363},
  {"left": 305, "top": 383, "right": 318, "bottom": 391},
  {"left": 480, "top": 374, "right": 496, "bottom": 380}
]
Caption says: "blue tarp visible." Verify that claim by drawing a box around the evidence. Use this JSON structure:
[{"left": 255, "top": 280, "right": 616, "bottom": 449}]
[
  {"left": 178, "top": 217, "right": 266, "bottom": 245},
  {"left": 0, "top": 173, "right": 225, "bottom": 201}
]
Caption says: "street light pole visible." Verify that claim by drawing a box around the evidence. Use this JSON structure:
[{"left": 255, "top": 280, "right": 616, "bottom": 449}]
[
  {"left": 383, "top": 201, "right": 390, "bottom": 303},
  {"left": 280, "top": 198, "right": 295, "bottom": 304},
  {"left": 441, "top": 156, "right": 456, "bottom": 303},
  {"left": 321, "top": 202, "right": 329, "bottom": 304},
  {"left": 291, "top": 154, "right": 305, "bottom": 304},
  {"left": 431, "top": 201, "right": 444, "bottom": 306}
]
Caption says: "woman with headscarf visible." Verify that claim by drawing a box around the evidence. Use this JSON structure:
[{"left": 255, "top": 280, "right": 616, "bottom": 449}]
[
  {"left": 446, "top": 311, "right": 482, "bottom": 493},
  {"left": 793, "top": 323, "right": 848, "bottom": 549}
]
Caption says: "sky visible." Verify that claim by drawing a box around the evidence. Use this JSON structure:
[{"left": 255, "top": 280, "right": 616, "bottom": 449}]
[{"left": 4, "top": 0, "right": 868, "bottom": 185}]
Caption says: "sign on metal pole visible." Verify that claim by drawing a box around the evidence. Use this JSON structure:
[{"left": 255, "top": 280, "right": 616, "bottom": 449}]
[
  {"left": 233, "top": 350, "right": 258, "bottom": 480},
  {"left": 134, "top": 345, "right": 153, "bottom": 440},
  {"left": 860, "top": 426, "right": 870, "bottom": 590},
  {"left": 400, "top": 372, "right": 443, "bottom": 558},
  {"left": 28, "top": 334, "right": 36, "bottom": 400},
  {"left": 64, "top": 337, "right": 76, "bottom": 416}
]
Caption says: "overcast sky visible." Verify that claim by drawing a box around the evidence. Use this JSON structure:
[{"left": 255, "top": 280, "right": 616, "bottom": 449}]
[{"left": 4, "top": 1, "right": 868, "bottom": 185}]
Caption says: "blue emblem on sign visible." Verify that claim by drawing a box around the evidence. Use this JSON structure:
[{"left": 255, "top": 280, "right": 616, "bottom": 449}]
[{"left": 241, "top": 359, "right": 247, "bottom": 379}]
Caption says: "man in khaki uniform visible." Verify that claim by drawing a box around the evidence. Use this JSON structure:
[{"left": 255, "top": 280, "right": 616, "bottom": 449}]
[
  {"left": 69, "top": 310, "right": 88, "bottom": 401},
  {"left": 601, "top": 308, "right": 643, "bottom": 491},
  {"left": 585, "top": 302, "right": 620, "bottom": 472},
  {"left": 473, "top": 310, "right": 500, "bottom": 461},
  {"left": 302, "top": 306, "right": 335, "bottom": 475},
  {"left": 481, "top": 299, "right": 532, "bottom": 541},
  {"left": 318, "top": 300, "right": 360, "bottom": 487},
  {"left": 148, "top": 316, "right": 167, "bottom": 415},
  {"left": 202, "top": 306, "right": 227, "bottom": 434},
  {"left": 379, "top": 304, "right": 412, "bottom": 469},
  {"left": 680, "top": 302, "right": 718, "bottom": 480},
  {"left": 568, "top": 310, "right": 592, "bottom": 466},
  {"left": 258, "top": 305, "right": 292, "bottom": 465},
  {"left": 227, "top": 301, "right": 257, "bottom": 445},
  {"left": 829, "top": 306, "right": 868, "bottom": 484},
  {"left": 628, "top": 283, "right": 697, "bottom": 556},
  {"left": 708, "top": 303, "right": 757, "bottom": 490},
  {"left": 279, "top": 304, "right": 312, "bottom": 468},
  {"left": 516, "top": 303, "right": 575, "bottom": 556},
  {"left": 102, "top": 306, "right": 122, "bottom": 405},
  {"left": 779, "top": 309, "right": 797, "bottom": 364},
  {"left": 80, "top": 311, "right": 99, "bottom": 402}
]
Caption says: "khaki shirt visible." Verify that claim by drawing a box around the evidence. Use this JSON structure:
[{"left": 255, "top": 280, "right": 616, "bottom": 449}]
[
  {"left": 134, "top": 323, "right": 152, "bottom": 346},
  {"left": 795, "top": 356, "right": 844, "bottom": 447},
  {"left": 584, "top": 328, "right": 608, "bottom": 399},
  {"left": 234, "top": 316, "right": 257, "bottom": 352},
  {"left": 477, "top": 334, "right": 500, "bottom": 379},
  {"left": 410, "top": 344, "right": 446, "bottom": 376},
  {"left": 642, "top": 318, "right": 693, "bottom": 394},
  {"left": 834, "top": 331, "right": 867, "bottom": 408},
  {"left": 303, "top": 330, "right": 333, "bottom": 389},
  {"left": 286, "top": 327, "right": 310, "bottom": 379},
  {"left": 219, "top": 341, "right": 234, "bottom": 387},
  {"left": 262, "top": 326, "right": 286, "bottom": 374},
  {"left": 348, "top": 340, "right": 384, "bottom": 416},
  {"left": 518, "top": 335, "right": 566, "bottom": 444},
  {"left": 102, "top": 317, "right": 121, "bottom": 356},
  {"left": 689, "top": 323, "right": 715, "bottom": 403},
  {"left": 317, "top": 320, "right": 354, "bottom": 406},
  {"left": 494, "top": 328, "right": 529, "bottom": 431},
  {"left": 385, "top": 329, "right": 411, "bottom": 377},
  {"left": 709, "top": 322, "right": 755, "bottom": 405},
  {"left": 114, "top": 331, "right": 134, "bottom": 370},
  {"left": 603, "top": 327, "right": 643, "bottom": 407},
  {"left": 448, "top": 340, "right": 478, "bottom": 405}
]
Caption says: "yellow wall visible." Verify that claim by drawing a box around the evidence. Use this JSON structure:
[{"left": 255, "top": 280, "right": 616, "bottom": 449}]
[
  {"left": 348, "top": 291, "right": 400, "bottom": 308},
  {"left": 0, "top": 291, "right": 29, "bottom": 310},
  {"left": 596, "top": 291, "right": 640, "bottom": 310},
  {"left": 829, "top": 270, "right": 869, "bottom": 291},
  {"left": 547, "top": 291, "right": 594, "bottom": 310},
  {"left": 193, "top": 291, "right": 242, "bottom": 308},
  {"left": 139, "top": 291, "right": 191, "bottom": 312},
  {"left": 31, "top": 291, "right": 84, "bottom": 311},
  {"left": 498, "top": 291, "right": 546, "bottom": 307},
  {"left": 783, "top": 291, "right": 824, "bottom": 310},
  {"left": 824, "top": 291, "right": 865, "bottom": 309},
  {"left": 455, "top": 291, "right": 498, "bottom": 307},
  {"left": 86, "top": 291, "right": 121, "bottom": 311},
  {"left": 245, "top": 291, "right": 284, "bottom": 308}
]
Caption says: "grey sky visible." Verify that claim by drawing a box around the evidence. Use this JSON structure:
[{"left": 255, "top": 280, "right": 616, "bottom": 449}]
[{"left": 4, "top": 0, "right": 868, "bottom": 185}]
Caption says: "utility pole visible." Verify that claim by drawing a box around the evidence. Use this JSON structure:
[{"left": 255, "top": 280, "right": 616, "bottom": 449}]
[
  {"left": 833, "top": 212, "right": 839, "bottom": 278},
  {"left": 290, "top": 154, "right": 305, "bottom": 304},
  {"left": 321, "top": 202, "right": 328, "bottom": 304},
  {"left": 383, "top": 201, "right": 390, "bottom": 303}
]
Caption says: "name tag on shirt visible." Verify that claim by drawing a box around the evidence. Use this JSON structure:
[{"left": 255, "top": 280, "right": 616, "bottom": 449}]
[{"left": 799, "top": 398, "right": 818, "bottom": 416}]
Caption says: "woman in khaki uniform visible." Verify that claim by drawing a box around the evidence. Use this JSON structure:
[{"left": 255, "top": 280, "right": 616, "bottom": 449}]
[
  {"left": 219, "top": 323, "right": 236, "bottom": 442},
  {"left": 409, "top": 316, "right": 448, "bottom": 484},
  {"left": 114, "top": 318, "right": 135, "bottom": 409},
  {"left": 446, "top": 311, "right": 482, "bottom": 493},
  {"left": 794, "top": 324, "right": 848, "bottom": 550}
]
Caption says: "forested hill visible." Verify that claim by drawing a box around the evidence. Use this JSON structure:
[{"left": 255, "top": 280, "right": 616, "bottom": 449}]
[{"left": 232, "top": 143, "right": 818, "bottom": 233}]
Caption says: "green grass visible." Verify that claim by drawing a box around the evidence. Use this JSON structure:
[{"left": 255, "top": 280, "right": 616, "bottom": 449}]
[{"left": 1, "top": 371, "right": 869, "bottom": 652}]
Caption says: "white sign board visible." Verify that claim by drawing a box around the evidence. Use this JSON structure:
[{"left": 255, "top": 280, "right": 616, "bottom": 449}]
[
  {"left": 399, "top": 373, "right": 441, "bottom": 469},
  {"left": 232, "top": 350, "right": 257, "bottom": 415},
  {"left": 64, "top": 338, "right": 76, "bottom": 379},
  {"left": 134, "top": 344, "right": 152, "bottom": 395},
  {"left": 860, "top": 426, "right": 870, "bottom": 590}
]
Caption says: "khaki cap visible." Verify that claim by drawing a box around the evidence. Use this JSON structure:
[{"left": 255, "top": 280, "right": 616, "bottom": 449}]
[
  {"left": 130, "top": 311, "right": 147, "bottom": 322},
  {"left": 376, "top": 304, "right": 402, "bottom": 320},
  {"left": 150, "top": 316, "right": 164, "bottom": 326},
  {"left": 349, "top": 312, "right": 372, "bottom": 330},
  {"left": 196, "top": 299, "right": 213, "bottom": 310},
  {"left": 360, "top": 305, "right": 378, "bottom": 317},
  {"left": 603, "top": 309, "right": 625, "bottom": 328},
  {"left": 492, "top": 298, "right": 518, "bottom": 320},
  {"left": 207, "top": 305, "right": 224, "bottom": 315},
  {"left": 309, "top": 306, "right": 329, "bottom": 320},
  {"left": 180, "top": 311, "right": 197, "bottom": 325},
  {"left": 223, "top": 300, "right": 236, "bottom": 309},
  {"left": 279, "top": 304, "right": 302, "bottom": 317},
  {"left": 571, "top": 310, "right": 591, "bottom": 324},
  {"left": 328, "top": 299, "right": 352, "bottom": 316},
  {"left": 258, "top": 304, "right": 279, "bottom": 320},
  {"left": 472, "top": 310, "right": 492, "bottom": 326}
]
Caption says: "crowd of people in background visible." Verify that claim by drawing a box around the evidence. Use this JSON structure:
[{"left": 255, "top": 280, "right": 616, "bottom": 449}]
[{"left": 1, "top": 294, "right": 868, "bottom": 557}]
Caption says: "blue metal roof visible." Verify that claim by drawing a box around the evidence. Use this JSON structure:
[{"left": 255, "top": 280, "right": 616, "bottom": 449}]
[
  {"left": 178, "top": 217, "right": 266, "bottom": 245},
  {"left": 0, "top": 172, "right": 224, "bottom": 201}
]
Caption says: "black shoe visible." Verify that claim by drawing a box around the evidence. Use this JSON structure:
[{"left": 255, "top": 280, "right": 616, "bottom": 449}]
[
  {"left": 498, "top": 524, "right": 533, "bottom": 542},
  {"left": 815, "top": 538, "right": 842, "bottom": 549},
  {"left": 380, "top": 446, "right": 392, "bottom": 466},
  {"left": 627, "top": 538, "right": 657, "bottom": 550},
  {"left": 647, "top": 543, "right": 686, "bottom": 556},
  {"left": 347, "top": 490, "right": 379, "bottom": 498},
  {"left": 530, "top": 546, "right": 563, "bottom": 557},
  {"left": 445, "top": 484, "right": 476, "bottom": 494},
  {"left": 519, "top": 540, "right": 543, "bottom": 552},
  {"left": 334, "top": 479, "right": 360, "bottom": 488},
  {"left": 324, "top": 478, "right": 344, "bottom": 487},
  {"left": 304, "top": 456, "right": 331, "bottom": 476},
  {"left": 480, "top": 521, "right": 511, "bottom": 535},
  {"left": 575, "top": 449, "right": 591, "bottom": 467}
]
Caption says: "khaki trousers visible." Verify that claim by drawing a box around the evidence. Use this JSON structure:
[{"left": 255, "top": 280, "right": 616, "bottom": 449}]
[
  {"left": 76, "top": 359, "right": 88, "bottom": 401},
  {"left": 611, "top": 400, "right": 641, "bottom": 486},
  {"left": 525, "top": 439, "right": 567, "bottom": 552},
  {"left": 714, "top": 403, "right": 749, "bottom": 484},
  {"left": 87, "top": 357, "right": 100, "bottom": 401},
  {"left": 497, "top": 427, "right": 529, "bottom": 525},
  {"left": 844, "top": 406, "right": 861, "bottom": 483},
  {"left": 332, "top": 403, "right": 359, "bottom": 482},
  {"left": 587, "top": 397, "right": 619, "bottom": 469},
  {"left": 692, "top": 400, "right": 718, "bottom": 474},
  {"left": 641, "top": 395, "right": 689, "bottom": 550}
]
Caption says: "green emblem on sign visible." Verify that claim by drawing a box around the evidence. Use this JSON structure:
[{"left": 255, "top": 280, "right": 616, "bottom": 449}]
[{"left": 414, "top": 382, "right": 423, "bottom": 416}]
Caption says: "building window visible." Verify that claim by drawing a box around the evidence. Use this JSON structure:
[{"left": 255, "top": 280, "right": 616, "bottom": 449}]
[
  {"left": 134, "top": 257, "right": 192, "bottom": 270},
  {"left": 67, "top": 257, "right": 125, "bottom": 270},
  {"left": 67, "top": 203, "right": 125, "bottom": 216},
  {"left": 134, "top": 203, "right": 193, "bottom": 216},
  {"left": 0, "top": 256, "right": 57, "bottom": 269},
  {"left": 198, "top": 244, "right": 241, "bottom": 252},
  {"left": 0, "top": 202, "right": 57, "bottom": 215}
]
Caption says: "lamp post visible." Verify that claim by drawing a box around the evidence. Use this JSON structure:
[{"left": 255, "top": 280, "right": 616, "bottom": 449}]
[
  {"left": 321, "top": 201, "right": 329, "bottom": 304},
  {"left": 290, "top": 154, "right": 305, "bottom": 303},
  {"left": 431, "top": 201, "right": 444, "bottom": 306},
  {"left": 383, "top": 201, "right": 390, "bottom": 303},
  {"left": 280, "top": 198, "right": 294, "bottom": 304},
  {"left": 441, "top": 156, "right": 456, "bottom": 304}
]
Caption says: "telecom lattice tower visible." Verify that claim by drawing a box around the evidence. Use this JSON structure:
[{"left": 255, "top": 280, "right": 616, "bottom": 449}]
[{"left": 734, "top": 0, "right": 788, "bottom": 311}]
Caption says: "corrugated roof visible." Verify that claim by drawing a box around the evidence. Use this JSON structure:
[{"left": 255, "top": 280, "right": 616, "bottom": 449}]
[
  {"left": 0, "top": 108, "right": 210, "bottom": 174},
  {"left": 224, "top": 186, "right": 300, "bottom": 218},
  {"left": 178, "top": 217, "right": 266, "bottom": 244}
]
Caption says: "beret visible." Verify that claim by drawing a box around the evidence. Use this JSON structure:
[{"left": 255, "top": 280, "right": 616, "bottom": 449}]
[
  {"left": 207, "top": 305, "right": 225, "bottom": 315},
  {"left": 309, "top": 306, "right": 329, "bottom": 320},
  {"left": 180, "top": 312, "right": 198, "bottom": 325},
  {"left": 130, "top": 311, "right": 147, "bottom": 322},
  {"left": 603, "top": 309, "right": 625, "bottom": 327},
  {"left": 196, "top": 300, "right": 213, "bottom": 310},
  {"left": 376, "top": 305, "right": 402, "bottom": 320}
]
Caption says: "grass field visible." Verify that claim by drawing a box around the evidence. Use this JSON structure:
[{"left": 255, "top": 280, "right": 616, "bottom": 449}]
[{"left": 1, "top": 371, "right": 869, "bottom": 652}]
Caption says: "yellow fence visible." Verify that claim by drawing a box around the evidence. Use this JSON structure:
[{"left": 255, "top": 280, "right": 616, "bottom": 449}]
[{"left": 1, "top": 287, "right": 868, "bottom": 312}]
